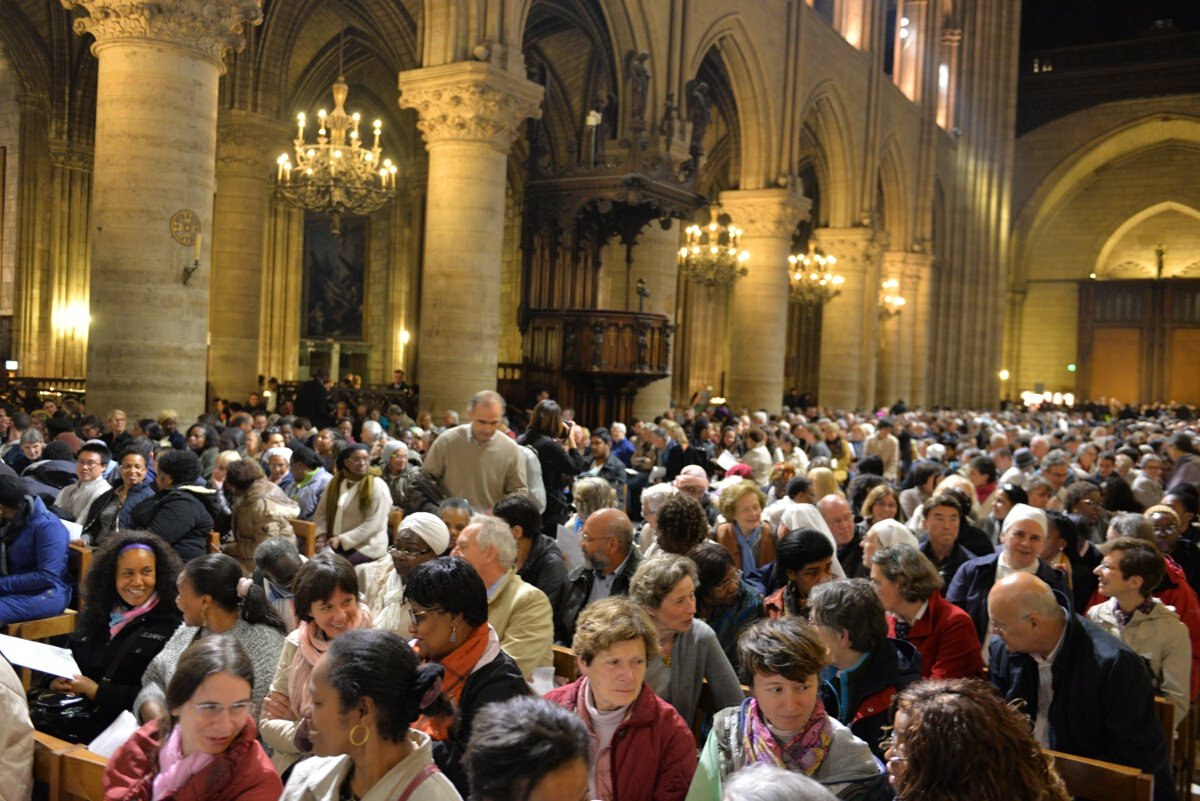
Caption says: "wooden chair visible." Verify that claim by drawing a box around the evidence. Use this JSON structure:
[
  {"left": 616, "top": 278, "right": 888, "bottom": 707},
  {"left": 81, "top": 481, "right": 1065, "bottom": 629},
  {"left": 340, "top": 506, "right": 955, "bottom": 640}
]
[
  {"left": 67, "top": 543, "right": 93, "bottom": 612},
  {"left": 59, "top": 744, "right": 109, "bottom": 801},
  {"left": 1173, "top": 707, "right": 1196, "bottom": 801},
  {"left": 208, "top": 530, "right": 221, "bottom": 554},
  {"left": 1155, "top": 696, "right": 1175, "bottom": 764},
  {"left": 387, "top": 509, "right": 405, "bottom": 540},
  {"left": 33, "top": 730, "right": 76, "bottom": 801},
  {"left": 6, "top": 610, "right": 79, "bottom": 690},
  {"left": 290, "top": 518, "right": 318, "bottom": 557},
  {"left": 552, "top": 645, "right": 580, "bottom": 684},
  {"left": 1044, "top": 749, "right": 1154, "bottom": 801}
]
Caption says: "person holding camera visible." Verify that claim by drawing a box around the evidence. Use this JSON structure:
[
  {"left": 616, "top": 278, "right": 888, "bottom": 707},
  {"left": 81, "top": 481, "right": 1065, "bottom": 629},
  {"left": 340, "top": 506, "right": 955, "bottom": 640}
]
[{"left": 517, "top": 400, "right": 589, "bottom": 536}]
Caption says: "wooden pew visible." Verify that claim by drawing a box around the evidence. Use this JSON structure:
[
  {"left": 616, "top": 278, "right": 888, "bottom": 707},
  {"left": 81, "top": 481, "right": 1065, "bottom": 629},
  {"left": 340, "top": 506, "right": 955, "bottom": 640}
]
[
  {"left": 290, "top": 518, "right": 318, "bottom": 557},
  {"left": 6, "top": 611, "right": 78, "bottom": 690},
  {"left": 1155, "top": 696, "right": 1175, "bottom": 765},
  {"left": 388, "top": 509, "right": 405, "bottom": 540},
  {"left": 1044, "top": 749, "right": 1153, "bottom": 801},
  {"left": 59, "top": 744, "right": 109, "bottom": 801},
  {"left": 67, "top": 543, "right": 93, "bottom": 612},
  {"left": 33, "top": 730, "right": 75, "bottom": 801},
  {"left": 552, "top": 645, "right": 580, "bottom": 684}
]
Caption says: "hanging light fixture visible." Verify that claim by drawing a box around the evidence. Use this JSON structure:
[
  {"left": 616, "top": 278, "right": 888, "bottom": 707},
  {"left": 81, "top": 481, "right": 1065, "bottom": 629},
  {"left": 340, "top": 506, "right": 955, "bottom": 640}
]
[
  {"left": 275, "top": 28, "right": 396, "bottom": 235},
  {"left": 787, "top": 240, "right": 844, "bottom": 305},
  {"left": 678, "top": 205, "right": 750, "bottom": 289},
  {"left": 879, "top": 277, "right": 907, "bottom": 319}
]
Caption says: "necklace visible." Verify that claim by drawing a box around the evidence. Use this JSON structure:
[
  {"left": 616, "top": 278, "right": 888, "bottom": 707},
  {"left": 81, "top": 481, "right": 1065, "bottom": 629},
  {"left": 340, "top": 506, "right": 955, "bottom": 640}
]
[{"left": 662, "top": 653, "right": 671, "bottom": 667}]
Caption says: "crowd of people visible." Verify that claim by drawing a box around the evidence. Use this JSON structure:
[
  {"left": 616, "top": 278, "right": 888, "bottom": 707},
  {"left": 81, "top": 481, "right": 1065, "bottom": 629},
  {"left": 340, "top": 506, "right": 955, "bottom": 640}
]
[{"left": 1, "top": 386, "right": 1199, "bottom": 800}]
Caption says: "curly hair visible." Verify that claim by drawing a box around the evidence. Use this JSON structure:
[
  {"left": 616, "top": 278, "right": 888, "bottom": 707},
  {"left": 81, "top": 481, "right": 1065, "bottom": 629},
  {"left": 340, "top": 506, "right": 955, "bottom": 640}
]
[
  {"left": 1064, "top": 480, "right": 1101, "bottom": 513},
  {"left": 655, "top": 494, "right": 710, "bottom": 555},
  {"left": 891, "top": 678, "right": 1069, "bottom": 801},
  {"left": 79, "top": 531, "right": 184, "bottom": 634}
]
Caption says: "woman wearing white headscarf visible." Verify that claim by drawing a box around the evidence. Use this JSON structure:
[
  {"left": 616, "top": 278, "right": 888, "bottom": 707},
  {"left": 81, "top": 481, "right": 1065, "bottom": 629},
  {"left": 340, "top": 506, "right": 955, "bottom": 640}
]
[
  {"left": 779, "top": 504, "right": 847, "bottom": 579},
  {"left": 364, "top": 512, "right": 450, "bottom": 633},
  {"left": 861, "top": 519, "right": 920, "bottom": 572}
]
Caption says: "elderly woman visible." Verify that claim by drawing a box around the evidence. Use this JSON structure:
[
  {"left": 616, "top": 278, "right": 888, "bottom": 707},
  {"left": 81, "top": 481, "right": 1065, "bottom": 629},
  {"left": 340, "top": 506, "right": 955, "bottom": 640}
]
[
  {"left": 404, "top": 556, "right": 529, "bottom": 796},
  {"left": 264, "top": 446, "right": 295, "bottom": 493},
  {"left": 317, "top": 444, "right": 390, "bottom": 566},
  {"left": 870, "top": 543, "right": 982, "bottom": 679},
  {"left": 715, "top": 480, "right": 772, "bottom": 572},
  {"left": 632, "top": 553, "right": 744, "bottom": 726},
  {"left": 860, "top": 519, "right": 919, "bottom": 572},
  {"left": 638, "top": 483, "right": 679, "bottom": 555},
  {"left": 945, "top": 503, "right": 1069, "bottom": 644},
  {"left": 223, "top": 459, "right": 300, "bottom": 575},
  {"left": 690, "top": 540, "right": 765, "bottom": 669},
  {"left": 545, "top": 596, "right": 697, "bottom": 801},
  {"left": 0, "top": 474, "right": 70, "bottom": 625},
  {"left": 261, "top": 553, "right": 374, "bottom": 773},
  {"left": 885, "top": 679, "right": 1069, "bottom": 801},
  {"left": 105, "top": 637, "right": 282, "bottom": 801},
  {"left": 48, "top": 532, "right": 183, "bottom": 741},
  {"left": 857, "top": 484, "right": 901, "bottom": 537},
  {"left": 380, "top": 439, "right": 419, "bottom": 509},
  {"left": 135, "top": 553, "right": 287, "bottom": 723},
  {"left": 1132, "top": 454, "right": 1165, "bottom": 510},
  {"left": 686, "top": 618, "right": 883, "bottom": 801},
  {"left": 185, "top": 423, "right": 221, "bottom": 480},
  {"left": 280, "top": 629, "right": 459, "bottom": 801},
  {"left": 365, "top": 512, "right": 450, "bottom": 633}
]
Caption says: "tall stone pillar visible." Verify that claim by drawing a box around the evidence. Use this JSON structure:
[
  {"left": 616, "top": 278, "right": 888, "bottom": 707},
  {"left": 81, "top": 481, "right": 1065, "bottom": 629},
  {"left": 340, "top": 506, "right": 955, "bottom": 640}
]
[
  {"left": 631, "top": 221, "right": 682, "bottom": 421},
  {"left": 904, "top": 253, "right": 933, "bottom": 407},
  {"left": 719, "top": 188, "right": 811, "bottom": 413},
  {"left": 64, "top": 0, "right": 263, "bottom": 421},
  {"left": 210, "top": 110, "right": 288, "bottom": 401},
  {"left": 876, "top": 250, "right": 908, "bottom": 409},
  {"left": 45, "top": 140, "right": 94, "bottom": 377},
  {"left": 816, "top": 227, "right": 881, "bottom": 410},
  {"left": 399, "top": 63, "right": 542, "bottom": 417}
]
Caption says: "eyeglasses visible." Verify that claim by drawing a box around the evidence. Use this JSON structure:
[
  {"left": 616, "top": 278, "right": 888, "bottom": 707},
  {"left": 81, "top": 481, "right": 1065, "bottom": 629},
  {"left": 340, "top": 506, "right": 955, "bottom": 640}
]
[
  {"left": 717, "top": 569, "right": 743, "bottom": 591},
  {"left": 991, "top": 614, "right": 1032, "bottom": 635},
  {"left": 190, "top": 700, "right": 256, "bottom": 720},
  {"left": 344, "top": 455, "right": 371, "bottom": 464},
  {"left": 580, "top": 532, "right": 613, "bottom": 543},
  {"left": 389, "top": 544, "right": 433, "bottom": 560},
  {"left": 76, "top": 459, "right": 103, "bottom": 469},
  {"left": 408, "top": 607, "right": 447, "bottom": 626}
]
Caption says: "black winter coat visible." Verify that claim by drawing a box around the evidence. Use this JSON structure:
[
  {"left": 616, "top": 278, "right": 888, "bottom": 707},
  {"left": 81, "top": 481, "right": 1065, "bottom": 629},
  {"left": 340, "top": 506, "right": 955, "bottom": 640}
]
[{"left": 129, "top": 488, "right": 213, "bottom": 562}]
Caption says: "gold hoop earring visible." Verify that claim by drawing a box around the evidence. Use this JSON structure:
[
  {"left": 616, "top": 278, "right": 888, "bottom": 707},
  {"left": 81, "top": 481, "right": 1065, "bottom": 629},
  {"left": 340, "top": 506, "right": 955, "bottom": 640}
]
[{"left": 349, "top": 724, "right": 370, "bottom": 747}]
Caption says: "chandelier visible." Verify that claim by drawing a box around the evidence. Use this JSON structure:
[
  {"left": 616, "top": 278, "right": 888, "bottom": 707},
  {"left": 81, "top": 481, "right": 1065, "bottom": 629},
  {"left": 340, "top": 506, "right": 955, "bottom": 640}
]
[
  {"left": 275, "top": 36, "right": 396, "bottom": 235},
  {"left": 678, "top": 205, "right": 750, "bottom": 289},
  {"left": 879, "top": 278, "right": 907, "bottom": 320},
  {"left": 787, "top": 240, "right": 845, "bottom": 305}
]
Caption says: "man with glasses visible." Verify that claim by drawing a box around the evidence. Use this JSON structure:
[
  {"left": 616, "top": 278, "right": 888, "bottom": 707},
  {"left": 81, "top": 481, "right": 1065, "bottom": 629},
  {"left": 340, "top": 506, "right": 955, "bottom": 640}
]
[
  {"left": 555, "top": 507, "right": 639, "bottom": 644},
  {"left": 54, "top": 441, "right": 113, "bottom": 529},
  {"left": 987, "top": 572, "right": 1177, "bottom": 801}
]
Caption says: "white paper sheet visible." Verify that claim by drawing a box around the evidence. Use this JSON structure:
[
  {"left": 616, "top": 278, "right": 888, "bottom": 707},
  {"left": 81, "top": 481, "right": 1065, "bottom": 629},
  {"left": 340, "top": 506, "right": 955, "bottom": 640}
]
[
  {"left": 557, "top": 521, "right": 584, "bottom": 574},
  {"left": 87, "top": 710, "right": 139, "bottom": 759},
  {"left": 0, "top": 633, "right": 82, "bottom": 679},
  {"left": 716, "top": 450, "right": 739, "bottom": 471}
]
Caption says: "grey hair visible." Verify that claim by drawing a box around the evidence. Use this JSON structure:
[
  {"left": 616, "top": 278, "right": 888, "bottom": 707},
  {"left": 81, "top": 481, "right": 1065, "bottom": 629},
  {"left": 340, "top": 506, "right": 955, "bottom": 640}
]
[
  {"left": 872, "top": 543, "right": 944, "bottom": 602},
  {"left": 572, "top": 476, "right": 617, "bottom": 519},
  {"left": 808, "top": 578, "right": 887, "bottom": 653},
  {"left": 253, "top": 536, "right": 301, "bottom": 571},
  {"left": 630, "top": 553, "right": 698, "bottom": 611},
  {"left": 641, "top": 483, "right": 679, "bottom": 514},
  {"left": 360, "top": 420, "right": 384, "bottom": 443},
  {"left": 1139, "top": 453, "right": 1162, "bottom": 468},
  {"left": 1109, "top": 512, "right": 1154, "bottom": 543},
  {"left": 722, "top": 764, "right": 837, "bottom": 801},
  {"left": 467, "top": 390, "right": 505, "bottom": 412},
  {"left": 1041, "top": 451, "right": 1070, "bottom": 469},
  {"left": 469, "top": 513, "right": 517, "bottom": 568},
  {"left": 20, "top": 428, "right": 43, "bottom": 444}
]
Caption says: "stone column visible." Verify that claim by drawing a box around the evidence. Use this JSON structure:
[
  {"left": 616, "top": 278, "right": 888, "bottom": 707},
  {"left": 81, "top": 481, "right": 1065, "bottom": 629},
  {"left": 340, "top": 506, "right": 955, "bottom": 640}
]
[
  {"left": 399, "top": 62, "right": 542, "bottom": 417},
  {"left": 816, "top": 227, "right": 881, "bottom": 410},
  {"left": 631, "top": 221, "right": 682, "bottom": 421},
  {"left": 904, "top": 253, "right": 933, "bottom": 407},
  {"left": 64, "top": 0, "right": 263, "bottom": 421},
  {"left": 719, "top": 188, "right": 811, "bottom": 413},
  {"left": 46, "top": 140, "right": 94, "bottom": 377},
  {"left": 210, "top": 110, "right": 288, "bottom": 401},
  {"left": 876, "top": 250, "right": 908, "bottom": 409}
]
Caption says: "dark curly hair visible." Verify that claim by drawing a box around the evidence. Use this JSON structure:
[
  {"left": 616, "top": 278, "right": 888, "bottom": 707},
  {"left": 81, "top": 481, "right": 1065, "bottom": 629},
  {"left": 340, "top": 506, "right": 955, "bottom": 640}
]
[
  {"left": 78, "top": 531, "right": 183, "bottom": 635},
  {"left": 656, "top": 494, "right": 710, "bottom": 555}
]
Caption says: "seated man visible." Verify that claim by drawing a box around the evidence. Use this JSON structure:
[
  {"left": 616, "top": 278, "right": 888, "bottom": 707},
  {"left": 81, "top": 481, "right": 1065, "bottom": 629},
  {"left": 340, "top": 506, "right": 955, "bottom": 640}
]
[
  {"left": 0, "top": 474, "right": 70, "bottom": 625},
  {"left": 810, "top": 578, "right": 922, "bottom": 759},
  {"left": 54, "top": 441, "right": 114, "bottom": 534},
  {"left": 493, "top": 495, "right": 567, "bottom": 617},
  {"left": 556, "top": 508, "right": 641, "bottom": 645},
  {"left": 453, "top": 514, "right": 553, "bottom": 680},
  {"left": 988, "top": 572, "right": 1177, "bottom": 801},
  {"left": 918, "top": 495, "right": 974, "bottom": 588}
]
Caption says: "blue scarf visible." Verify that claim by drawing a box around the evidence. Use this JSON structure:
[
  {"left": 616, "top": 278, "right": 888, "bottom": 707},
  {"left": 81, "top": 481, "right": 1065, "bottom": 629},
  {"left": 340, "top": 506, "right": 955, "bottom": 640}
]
[{"left": 734, "top": 522, "right": 762, "bottom": 570}]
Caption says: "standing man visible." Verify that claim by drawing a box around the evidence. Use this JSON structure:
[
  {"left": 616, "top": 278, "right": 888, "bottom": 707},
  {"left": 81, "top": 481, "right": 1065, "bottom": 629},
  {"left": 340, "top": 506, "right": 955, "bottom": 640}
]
[
  {"left": 864, "top": 419, "right": 901, "bottom": 483},
  {"left": 294, "top": 368, "right": 331, "bottom": 430},
  {"left": 422, "top": 390, "right": 527, "bottom": 512}
]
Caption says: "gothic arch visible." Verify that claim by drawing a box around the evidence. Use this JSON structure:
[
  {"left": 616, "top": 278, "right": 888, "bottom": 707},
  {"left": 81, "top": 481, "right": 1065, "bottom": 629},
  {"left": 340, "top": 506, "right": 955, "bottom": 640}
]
[
  {"left": 796, "top": 82, "right": 857, "bottom": 227},
  {"left": 0, "top": 1, "right": 52, "bottom": 101},
  {"left": 1094, "top": 201, "right": 1200, "bottom": 278},
  {"left": 878, "top": 136, "right": 911, "bottom": 247}
]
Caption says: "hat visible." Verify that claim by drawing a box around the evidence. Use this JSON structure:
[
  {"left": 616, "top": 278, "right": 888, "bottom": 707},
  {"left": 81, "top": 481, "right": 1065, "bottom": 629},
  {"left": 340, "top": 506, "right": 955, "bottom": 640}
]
[
  {"left": 867, "top": 519, "right": 919, "bottom": 550},
  {"left": 1013, "top": 447, "right": 1036, "bottom": 469},
  {"left": 381, "top": 440, "right": 406, "bottom": 463},
  {"left": 725, "top": 463, "right": 752, "bottom": 479},
  {"left": 674, "top": 465, "right": 709, "bottom": 491},
  {"left": 926, "top": 443, "right": 946, "bottom": 462},
  {"left": 157, "top": 409, "right": 178, "bottom": 425},
  {"left": 0, "top": 475, "right": 24, "bottom": 508},
  {"left": 1002, "top": 503, "right": 1047, "bottom": 538},
  {"left": 397, "top": 512, "right": 450, "bottom": 555}
]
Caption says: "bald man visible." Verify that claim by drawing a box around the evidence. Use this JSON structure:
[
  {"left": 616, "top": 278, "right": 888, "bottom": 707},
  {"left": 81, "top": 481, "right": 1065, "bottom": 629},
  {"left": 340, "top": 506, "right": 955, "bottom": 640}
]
[
  {"left": 988, "top": 572, "right": 1176, "bottom": 801},
  {"left": 555, "top": 508, "right": 641, "bottom": 645}
]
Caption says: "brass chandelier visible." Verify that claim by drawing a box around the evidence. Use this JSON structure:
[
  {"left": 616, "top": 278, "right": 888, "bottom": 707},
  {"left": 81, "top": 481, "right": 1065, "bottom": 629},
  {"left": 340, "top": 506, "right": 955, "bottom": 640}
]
[
  {"left": 678, "top": 205, "right": 751, "bottom": 289},
  {"left": 787, "top": 240, "right": 844, "bottom": 305}
]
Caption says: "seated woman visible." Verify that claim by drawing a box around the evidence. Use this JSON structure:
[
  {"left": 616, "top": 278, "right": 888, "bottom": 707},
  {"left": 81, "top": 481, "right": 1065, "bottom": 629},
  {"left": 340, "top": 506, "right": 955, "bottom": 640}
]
[
  {"left": 185, "top": 422, "right": 220, "bottom": 480},
  {"left": 689, "top": 541, "right": 764, "bottom": 671},
  {"left": 885, "top": 678, "right": 1069, "bottom": 801},
  {"left": 82, "top": 447, "right": 156, "bottom": 547},
  {"left": 281, "top": 629, "right": 460, "bottom": 801},
  {"left": 223, "top": 459, "right": 300, "bottom": 575},
  {"left": 544, "top": 596, "right": 697, "bottom": 801},
  {"left": 0, "top": 658, "right": 33, "bottom": 801},
  {"left": 365, "top": 512, "right": 450, "bottom": 633},
  {"left": 859, "top": 519, "right": 919, "bottom": 573},
  {"left": 632, "top": 553, "right": 744, "bottom": 726},
  {"left": 316, "top": 444, "right": 389, "bottom": 566},
  {"left": 0, "top": 474, "right": 70, "bottom": 625},
  {"left": 685, "top": 617, "right": 883, "bottom": 801},
  {"left": 637, "top": 483, "right": 679, "bottom": 556},
  {"left": 655, "top": 495, "right": 712, "bottom": 557},
  {"left": 287, "top": 443, "right": 331, "bottom": 521},
  {"left": 265, "top": 446, "right": 295, "bottom": 494},
  {"left": 129, "top": 450, "right": 213, "bottom": 563},
  {"left": 105, "top": 636, "right": 282, "bottom": 801},
  {"left": 404, "top": 556, "right": 529, "bottom": 796},
  {"left": 135, "top": 553, "right": 287, "bottom": 723},
  {"left": 206, "top": 449, "right": 241, "bottom": 534},
  {"left": 493, "top": 494, "right": 568, "bottom": 615},
  {"left": 715, "top": 481, "right": 773, "bottom": 572},
  {"left": 855, "top": 484, "right": 901, "bottom": 540},
  {"left": 984, "top": 482, "right": 1029, "bottom": 544},
  {"left": 313, "top": 428, "right": 343, "bottom": 472},
  {"left": 380, "top": 440, "right": 419, "bottom": 508},
  {"left": 261, "top": 553, "right": 374, "bottom": 773},
  {"left": 467, "top": 696, "right": 593, "bottom": 801},
  {"left": 49, "top": 532, "right": 183, "bottom": 741},
  {"left": 870, "top": 543, "right": 983, "bottom": 679}
]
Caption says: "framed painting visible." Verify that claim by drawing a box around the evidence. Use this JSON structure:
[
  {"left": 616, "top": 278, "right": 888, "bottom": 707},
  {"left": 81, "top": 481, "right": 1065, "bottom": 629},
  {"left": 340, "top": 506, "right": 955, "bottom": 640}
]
[{"left": 302, "top": 214, "right": 367, "bottom": 339}]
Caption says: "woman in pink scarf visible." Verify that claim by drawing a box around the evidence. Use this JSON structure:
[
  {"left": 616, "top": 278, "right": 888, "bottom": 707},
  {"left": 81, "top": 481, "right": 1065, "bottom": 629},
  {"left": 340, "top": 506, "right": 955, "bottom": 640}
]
[{"left": 259, "top": 552, "right": 373, "bottom": 773}]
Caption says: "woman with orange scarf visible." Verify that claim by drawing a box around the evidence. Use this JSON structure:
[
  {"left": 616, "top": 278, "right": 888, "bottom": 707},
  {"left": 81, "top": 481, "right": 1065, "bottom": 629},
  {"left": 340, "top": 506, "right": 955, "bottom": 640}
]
[
  {"left": 404, "top": 556, "right": 529, "bottom": 797},
  {"left": 259, "top": 553, "right": 374, "bottom": 774}
]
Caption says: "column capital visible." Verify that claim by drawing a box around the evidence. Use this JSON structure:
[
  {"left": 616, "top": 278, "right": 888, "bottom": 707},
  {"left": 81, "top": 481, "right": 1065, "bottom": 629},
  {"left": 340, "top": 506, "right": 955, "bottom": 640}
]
[
  {"left": 60, "top": 0, "right": 263, "bottom": 68},
  {"left": 216, "top": 110, "right": 290, "bottom": 177},
  {"left": 814, "top": 226, "right": 881, "bottom": 271},
  {"left": 49, "top": 139, "right": 93, "bottom": 171},
  {"left": 398, "top": 62, "right": 543, "bottom": 153},
  {"left": 717, "top": 187, "right": 812, "bottom": 239}
]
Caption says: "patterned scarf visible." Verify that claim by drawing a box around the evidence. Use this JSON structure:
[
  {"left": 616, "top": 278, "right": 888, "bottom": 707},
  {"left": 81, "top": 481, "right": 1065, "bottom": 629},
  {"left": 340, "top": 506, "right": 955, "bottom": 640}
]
[
  {"left": 739, "top": 695, "right": 833, "bottom": 775},
  {"left": 109, "top": 593, "right": 160, "bottom": 638}
]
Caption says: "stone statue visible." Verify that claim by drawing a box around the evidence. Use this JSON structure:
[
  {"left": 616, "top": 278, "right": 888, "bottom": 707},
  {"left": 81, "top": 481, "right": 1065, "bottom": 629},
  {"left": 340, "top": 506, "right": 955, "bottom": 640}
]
[
  {"left": 659, "top": 91, "right": 677, "bottom": 143},
  {"left": 686, "top": 80, "right": 712, "bottom": 161},
  {"left": 625, "top": 49, "right": 651, "bottom": 130}
]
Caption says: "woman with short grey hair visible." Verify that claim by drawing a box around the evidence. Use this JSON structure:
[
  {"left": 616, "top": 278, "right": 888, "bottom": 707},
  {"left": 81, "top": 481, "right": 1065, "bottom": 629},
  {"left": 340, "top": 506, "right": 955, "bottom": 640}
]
[
  {"left": 722, "top": 764, "right": 837, "bottom": 801},
  {"left": 632, "top": 553, "right": 744, "bottom": 726}
]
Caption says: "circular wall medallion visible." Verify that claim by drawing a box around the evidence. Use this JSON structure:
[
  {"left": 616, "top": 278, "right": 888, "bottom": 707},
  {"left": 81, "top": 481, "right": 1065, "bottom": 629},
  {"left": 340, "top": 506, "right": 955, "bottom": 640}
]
[{"left": 170, "top": 210, "right": 201, "bottom": 246}]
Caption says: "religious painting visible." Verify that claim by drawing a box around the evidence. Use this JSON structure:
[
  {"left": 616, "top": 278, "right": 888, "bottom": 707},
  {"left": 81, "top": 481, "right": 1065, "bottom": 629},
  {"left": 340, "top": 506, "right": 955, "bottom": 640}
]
[{"left": 303, "top": 215, "right": 367, "bottom": 339}]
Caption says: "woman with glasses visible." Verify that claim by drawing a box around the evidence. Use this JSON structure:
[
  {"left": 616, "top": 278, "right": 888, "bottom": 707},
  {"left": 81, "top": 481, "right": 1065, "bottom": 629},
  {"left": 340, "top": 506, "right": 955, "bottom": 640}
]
[
  {"left": 884, "top": 678, "right": 1068, "bottom": 801},
  {"left": 105, "top": 636, "right": 283, "bottom": 801},
  {"left": 365, "top": 512, "right": 451, "bottom": 633},
  {"left": 689, "top": 541, "right": 764, "bottom": 669},
  {"left": 404, "top": 556, "right": 529, "bottom": 796},
  {"left": 316, "top": 443, "right": 390, "bottom": 566},
  {"left": 77, "top": 446, "right": 155, "bottom": 546},
  {"left": 260, "top": 552, "right": 374, "bottom": 774}
]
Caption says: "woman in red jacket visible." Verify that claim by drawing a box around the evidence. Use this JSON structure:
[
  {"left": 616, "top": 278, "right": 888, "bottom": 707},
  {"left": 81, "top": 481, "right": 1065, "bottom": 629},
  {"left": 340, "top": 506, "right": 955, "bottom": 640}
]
[
  {"left": 103, "top": 636, "right": 282, "bottom": 801},
  {"left": 544, "top": 595, "right": 697, "bottom": 801}
]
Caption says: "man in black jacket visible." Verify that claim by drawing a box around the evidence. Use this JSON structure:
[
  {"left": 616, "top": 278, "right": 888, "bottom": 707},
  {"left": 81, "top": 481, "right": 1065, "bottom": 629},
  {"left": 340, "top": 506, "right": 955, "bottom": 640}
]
[
  {"left": 988, "top": 572, "right": 1176, "bottom": 801},
  {"left": 555, "top": 508, "right": 641, "bottom": 645}
]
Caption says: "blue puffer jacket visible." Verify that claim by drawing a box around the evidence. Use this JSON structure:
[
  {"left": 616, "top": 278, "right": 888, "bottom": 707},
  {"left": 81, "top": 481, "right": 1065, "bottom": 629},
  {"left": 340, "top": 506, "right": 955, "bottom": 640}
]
[{"left": 0, "top": 495, "right": 71, "bottom": 617}]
